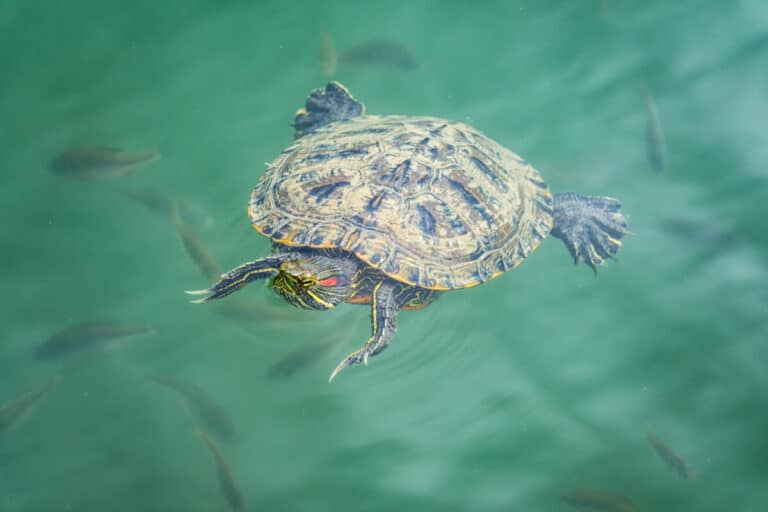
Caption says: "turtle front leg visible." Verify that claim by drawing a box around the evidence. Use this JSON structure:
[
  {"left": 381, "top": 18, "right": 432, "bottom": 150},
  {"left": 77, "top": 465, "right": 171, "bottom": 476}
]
[
  {"left": 185, "top": 253, "right": 296, "bottom": 303},
  {"left": 329, "top": 281, "right": 398, "bottom": 382}
]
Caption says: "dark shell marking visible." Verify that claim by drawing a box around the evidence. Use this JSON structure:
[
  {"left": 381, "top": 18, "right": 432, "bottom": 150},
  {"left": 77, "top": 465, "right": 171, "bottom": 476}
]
[{"left": 249, "top": 115, "right": 554, "bottom": 290}]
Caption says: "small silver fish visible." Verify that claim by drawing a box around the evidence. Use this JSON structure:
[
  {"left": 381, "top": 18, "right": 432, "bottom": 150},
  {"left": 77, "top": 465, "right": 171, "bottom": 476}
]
[
  {"left": 198, "top": 430, "right": 245, "bottom": 511},
  {"left": 640, "top": 84, "right": 666, "bottom": 173},
  {"left": 153, "top": 376, "right": 237, "bottom": 444},
  {"left": 173, "top": 205, "right": 221, "bottom": 281},
  {"left": 36, "top": 322, "right": 154, "bottom": 360},
  {"left": 0, "top": 376, "right": 61, "bottom": 432},
  {"left": 49, "top": 146, "right": 160, "bottom": 179},
  {"left": 561, "top": 488, "right": 637, "bottom": 512},
  {"left": 648, "top": 431, "right": 696, "bottom": 481}
]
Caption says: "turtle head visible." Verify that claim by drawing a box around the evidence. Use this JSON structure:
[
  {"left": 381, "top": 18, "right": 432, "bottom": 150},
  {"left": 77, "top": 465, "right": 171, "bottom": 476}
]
[
  {"left": 271, "top": 256, "right": 356, "bottom": 310},
  {"left": 185, "top": 252, "right": 357, "bottom": 309}
]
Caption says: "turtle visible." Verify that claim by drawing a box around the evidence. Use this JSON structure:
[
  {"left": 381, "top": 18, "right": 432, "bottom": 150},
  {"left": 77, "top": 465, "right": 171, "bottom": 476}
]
[{"left": 187, "top": 82, "right": 628, "bottom": 382}]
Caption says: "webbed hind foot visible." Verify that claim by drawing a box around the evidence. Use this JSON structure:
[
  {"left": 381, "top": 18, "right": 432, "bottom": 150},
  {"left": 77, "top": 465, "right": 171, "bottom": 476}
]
[{"left": 551, "top": 192, "right": 628, "bottom": 273}]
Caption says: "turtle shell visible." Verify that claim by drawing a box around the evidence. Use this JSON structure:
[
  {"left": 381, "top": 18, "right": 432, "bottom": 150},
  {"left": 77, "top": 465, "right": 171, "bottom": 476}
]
[{"left": 248, "top": 115, "right": 554, "bottom": 290}]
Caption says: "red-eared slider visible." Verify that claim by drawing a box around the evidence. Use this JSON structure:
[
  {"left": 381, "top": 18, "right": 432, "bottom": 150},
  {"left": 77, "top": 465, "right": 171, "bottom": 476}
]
[{"left": 188, "top": 82, "right": 628, "bottom": 381}]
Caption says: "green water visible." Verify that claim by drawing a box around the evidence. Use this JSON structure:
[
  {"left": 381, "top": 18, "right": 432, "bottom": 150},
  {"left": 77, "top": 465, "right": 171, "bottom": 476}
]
[{"left": 2, "top": 1, "right": 767, "bottom": 510}]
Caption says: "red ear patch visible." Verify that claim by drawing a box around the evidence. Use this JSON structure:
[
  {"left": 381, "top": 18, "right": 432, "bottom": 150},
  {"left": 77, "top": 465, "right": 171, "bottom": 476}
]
[{"left": 316, "top": 276, "right": 338, "bottom": 287}]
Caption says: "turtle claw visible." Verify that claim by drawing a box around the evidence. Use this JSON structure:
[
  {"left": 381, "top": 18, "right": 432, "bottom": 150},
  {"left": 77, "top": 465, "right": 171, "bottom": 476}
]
[
  {"left": 185, "top": 288, "right": 211, "bottom": 296},
  {"left": 184, "top": 288, "right": 214, "bottom": 304},
  {"left": 328, "top": 359, "right": 350, "bottom": 383},
  {"left": 328, "top": 349, "right": 367, "bottom": 383}
]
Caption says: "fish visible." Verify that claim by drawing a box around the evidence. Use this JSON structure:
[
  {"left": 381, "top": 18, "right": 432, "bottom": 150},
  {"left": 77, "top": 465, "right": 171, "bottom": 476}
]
[
  {"left": 198, "top": 430, "right": 245, "bottom": 511},
  {"left": 119, "top": 187, "right": 213, "bottom": 227},
  {"left": 647, "top": 431, "right": 696, "bottom": 481},
  {"left": 266, "top": 337, "right": 338, "bottom": 380},
  {"left": 320, "top": 35, "right": 418, "bottom": 74},
  {"left": 173, "top": 205, "right": 221, "bottom": 281},
  {"left": 0, "top": 376, "right": 61, "bottom": 432},
  {"left": 36, "top": 322, "right": 154, "bottom": 360},
  {"left": 49, "top": 146, "right": 160, "bottom": 179},
  {"left": 340, "top": 40, "right": 419, "bottom": 70},
  {"left": 561, "top": 489, "right": 637, "bottom": 512},
  {"left": 153, "top": 376, "right": 237, "bottom": 444},
  {"left": 640, "top": 83, "right": 667, "bottom": 173}
]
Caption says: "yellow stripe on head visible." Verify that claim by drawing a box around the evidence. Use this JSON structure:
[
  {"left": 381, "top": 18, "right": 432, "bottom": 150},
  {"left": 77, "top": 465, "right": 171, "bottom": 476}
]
[{"left": 306, "top": 289, "right": 334, "bottom": 309}]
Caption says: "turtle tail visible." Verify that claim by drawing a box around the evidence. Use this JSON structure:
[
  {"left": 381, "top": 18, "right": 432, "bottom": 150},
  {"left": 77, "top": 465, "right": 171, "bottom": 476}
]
[{"left": 550, "top": 192, "right": 628, "bottom": 274}]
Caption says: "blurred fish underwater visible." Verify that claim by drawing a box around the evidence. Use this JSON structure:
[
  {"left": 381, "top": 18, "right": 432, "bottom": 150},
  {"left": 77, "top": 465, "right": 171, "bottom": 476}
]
[
  {"left": 647, "top": 431, "right": 696, "bottom": 481},
  {"left": 153, "top": 375, "right": 238, "bottom": 444},
  {"left": 198, "top": 430, "right": 245, "bottom": 511},
  {"left": 265, "top": 330, "right": 349, "bottom": 380},
  {"left": 640, "top": 83, "right": 667, "bottom": 173},
  {"left": 173, "top": 205, "right": 221, "bottom": 281},
  {"left": 49, "top": 146, "right": 160, "bottom": 179},
  {"left": 119, "top": 186, "right": 214, "bottom": 228},
  {"left": 561, "top": 488, "right": 637, "bottom": 512},
  {"left": 0, "top": 376, "right": 61, "bottom": 433},
  {"left": 35, "top": 322, "right": 155, "bottom": 361},
  {"left": 320, "top": 33, "right": 419, "bottom": 75}
]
